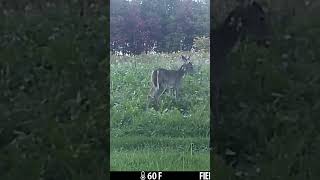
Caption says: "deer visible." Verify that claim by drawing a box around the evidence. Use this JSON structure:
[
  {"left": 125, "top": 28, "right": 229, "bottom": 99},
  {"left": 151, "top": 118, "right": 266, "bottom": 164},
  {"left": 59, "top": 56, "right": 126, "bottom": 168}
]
[
  {"left": 211, "top": 0, "right": 271, "bottom": 156},
  {"left": 148, "top": 55, "right": 194, "bottom": 106}
]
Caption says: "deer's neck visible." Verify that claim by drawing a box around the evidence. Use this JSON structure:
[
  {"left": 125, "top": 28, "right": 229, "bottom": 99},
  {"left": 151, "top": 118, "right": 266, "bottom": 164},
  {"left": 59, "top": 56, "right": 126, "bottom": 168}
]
[{"left": 177, "top": 66, "right": 186, "bottom": 77}]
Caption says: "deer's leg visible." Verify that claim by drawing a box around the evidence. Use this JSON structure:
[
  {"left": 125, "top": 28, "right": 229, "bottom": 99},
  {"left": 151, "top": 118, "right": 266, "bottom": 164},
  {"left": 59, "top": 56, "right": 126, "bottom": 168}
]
[
  {"left": 154, "top": 87, "right": 161, "bottom": 103},
  {"left": 174, "top": 88, "right": 177, "bottom": 100},
  {"left": 158, "top": 86, "right": 167, "bottom": 99},
  {"left": 147, "top": 86, "right": 155, "bottom": 105},
  {"left": 151, "top": 84, "right": 163, "bottom": 104},
  {"left": 148, "top": 87, "right": 153, "bottom": 99},
  {"left": 175, "top": 85, "right": 180, "bottom": 100},
  {"left": 171, "top": 89, "right": 175, "bottom": 98}
]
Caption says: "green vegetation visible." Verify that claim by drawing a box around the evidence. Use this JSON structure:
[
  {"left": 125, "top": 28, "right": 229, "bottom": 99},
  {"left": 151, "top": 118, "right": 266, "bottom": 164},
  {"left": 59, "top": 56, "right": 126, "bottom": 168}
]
[
  {"left": 110, "top": 52, "right": 210, "bottom": 171},
  {"left": 111, "top": 137, "right": 209, "bottom": 171},
  {"left": 212, "top": 1, "right": 320, "bottom": 179},
  {"left": 1, "top": 0, "right": 320, "bottom": 179},
  {"left": 0, "top": 5, "right": 108, "bottom": 180}
]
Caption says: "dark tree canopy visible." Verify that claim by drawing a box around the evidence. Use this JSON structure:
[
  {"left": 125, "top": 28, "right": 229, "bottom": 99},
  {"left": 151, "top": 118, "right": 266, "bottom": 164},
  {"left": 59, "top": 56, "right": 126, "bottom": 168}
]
[{"left": 110, "top": 0, "right": 210, "bottom": 55}]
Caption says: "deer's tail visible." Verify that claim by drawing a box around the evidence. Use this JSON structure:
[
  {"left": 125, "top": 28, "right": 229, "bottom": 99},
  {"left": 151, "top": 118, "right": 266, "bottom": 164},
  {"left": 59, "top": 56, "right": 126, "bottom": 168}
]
[
  {"left": 152, "top": 70, "right": 159, "bottom": 88},
  {"left": 148, "top": 70, "right": 158, "bottom": 99}
]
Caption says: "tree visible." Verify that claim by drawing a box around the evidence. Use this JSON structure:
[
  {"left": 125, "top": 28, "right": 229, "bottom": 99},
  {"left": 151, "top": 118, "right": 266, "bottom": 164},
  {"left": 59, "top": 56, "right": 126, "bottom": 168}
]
[{"left": 110, "top": 0, "right": 210, "bottom": 54}]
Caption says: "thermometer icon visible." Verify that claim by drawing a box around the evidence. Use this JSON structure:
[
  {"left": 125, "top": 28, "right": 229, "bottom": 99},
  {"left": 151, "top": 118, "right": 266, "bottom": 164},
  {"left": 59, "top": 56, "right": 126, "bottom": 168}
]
[{"left": 140, "top": 171, "right": 146, "bottom": 180}]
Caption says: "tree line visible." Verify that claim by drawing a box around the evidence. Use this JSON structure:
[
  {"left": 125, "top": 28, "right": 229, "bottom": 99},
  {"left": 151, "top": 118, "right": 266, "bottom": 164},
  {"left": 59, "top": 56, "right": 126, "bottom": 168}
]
[{"left": 110, "top": 0, "right": 209, "bottom": 55}]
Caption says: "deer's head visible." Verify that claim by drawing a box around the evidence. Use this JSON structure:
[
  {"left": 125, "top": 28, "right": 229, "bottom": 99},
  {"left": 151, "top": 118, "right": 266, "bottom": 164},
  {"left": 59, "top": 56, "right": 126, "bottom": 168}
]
[{"left": 180, "top": 55, "right": 194, "bottom": 74}]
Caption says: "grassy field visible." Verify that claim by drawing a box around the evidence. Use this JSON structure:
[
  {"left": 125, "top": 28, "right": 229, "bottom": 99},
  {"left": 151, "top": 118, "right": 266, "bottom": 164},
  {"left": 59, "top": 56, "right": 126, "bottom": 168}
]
[{"left": 110, "top": 52, "right": 210, "bottom": 171}]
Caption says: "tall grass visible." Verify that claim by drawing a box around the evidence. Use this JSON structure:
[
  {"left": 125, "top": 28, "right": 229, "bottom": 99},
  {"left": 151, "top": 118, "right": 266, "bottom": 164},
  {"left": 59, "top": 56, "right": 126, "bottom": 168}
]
[{"left": 110, "top": 52, "right": 210, "bottom": 171}]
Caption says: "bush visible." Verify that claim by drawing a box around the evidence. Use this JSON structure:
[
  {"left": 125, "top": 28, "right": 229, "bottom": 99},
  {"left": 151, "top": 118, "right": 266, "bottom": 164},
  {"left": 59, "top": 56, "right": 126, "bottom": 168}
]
[{"left": 193, "top": 36, "right": 210, "bottom": 52}]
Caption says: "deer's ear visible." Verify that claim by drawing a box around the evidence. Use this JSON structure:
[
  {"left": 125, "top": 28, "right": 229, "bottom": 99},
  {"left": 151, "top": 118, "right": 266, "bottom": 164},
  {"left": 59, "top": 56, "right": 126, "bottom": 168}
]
[{"left": 181, "top": 55, "right": 187, "bottom": 62}]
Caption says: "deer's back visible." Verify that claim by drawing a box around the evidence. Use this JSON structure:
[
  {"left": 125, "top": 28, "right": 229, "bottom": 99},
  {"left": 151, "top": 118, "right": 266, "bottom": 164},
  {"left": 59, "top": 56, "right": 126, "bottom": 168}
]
[{"left": 152, "top": 68, "right": 183, "bottom": 87}]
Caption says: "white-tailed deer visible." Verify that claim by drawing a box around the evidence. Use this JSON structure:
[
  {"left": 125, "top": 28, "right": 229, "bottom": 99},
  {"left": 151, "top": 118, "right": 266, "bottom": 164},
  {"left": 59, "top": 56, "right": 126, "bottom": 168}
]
[{"left": 148, "top": 55, "right": 194, "bottom": 105}]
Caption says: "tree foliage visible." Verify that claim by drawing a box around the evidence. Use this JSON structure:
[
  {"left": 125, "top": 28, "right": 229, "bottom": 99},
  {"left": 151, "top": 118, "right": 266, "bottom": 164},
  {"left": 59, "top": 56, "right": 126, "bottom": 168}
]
[{"left": 110, "top": 0, "right": 209, "bottom": 54}]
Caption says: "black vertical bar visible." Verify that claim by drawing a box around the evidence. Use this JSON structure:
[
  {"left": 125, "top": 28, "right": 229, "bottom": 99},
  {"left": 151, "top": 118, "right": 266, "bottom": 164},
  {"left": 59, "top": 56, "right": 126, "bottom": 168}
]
[{"left": 106, "top": 0, "right": 111, "bottom": 179}]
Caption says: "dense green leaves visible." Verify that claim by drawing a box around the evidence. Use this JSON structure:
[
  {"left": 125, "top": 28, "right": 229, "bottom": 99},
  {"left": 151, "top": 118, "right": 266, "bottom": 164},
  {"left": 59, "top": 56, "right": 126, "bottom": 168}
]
[{"left": 0, "top": 5, "right": 108, "bottom": 180}]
